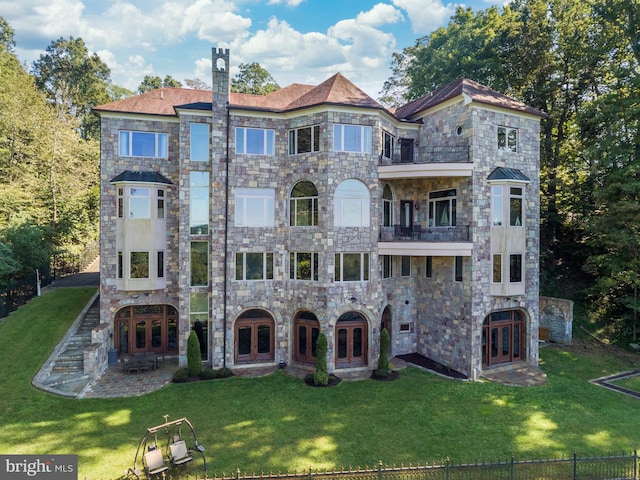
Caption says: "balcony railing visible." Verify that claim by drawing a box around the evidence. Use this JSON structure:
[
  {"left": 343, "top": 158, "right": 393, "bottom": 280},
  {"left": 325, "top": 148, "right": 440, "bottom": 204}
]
[
  {"left": 379, "top": 145, "right": 470, "bottom": 165},
  {"left": 379, "top": 225, "right": 471, "bottom": 242}
]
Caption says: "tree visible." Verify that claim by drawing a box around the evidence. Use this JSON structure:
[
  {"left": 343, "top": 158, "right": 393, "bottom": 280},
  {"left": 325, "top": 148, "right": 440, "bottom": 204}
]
[
  {"left": 31, "top": 37, "right": 111, "bottom": 140},
  {"left": 0, "top": 242, "right": 20, "bottom": 290},
  {"left": 187, "top": 330, "right": 202, "bottom": 377},
  {"left": 0, "top": 218, "right": 52, "bottom": 280},
  {"left": 0, "top": 16, "right": 15, "bottom": 52},
  {"left": 138, "top": 75, "right": 182, "bottom": 93},
  {"left": 184, "top": 78, "right": 211, "bottom": 90},
  {"left": 312, "top": 333, "right": 329, "bottom": 386},
  {"left": 375, "top": 328, "right": 391, "bottom": 378},
  {"left": 231, "top": 62, "right": 280, "bottom": 95}
]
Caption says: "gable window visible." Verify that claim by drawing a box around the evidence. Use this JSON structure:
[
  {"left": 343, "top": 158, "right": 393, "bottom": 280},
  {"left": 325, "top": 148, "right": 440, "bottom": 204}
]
[
  {"left": 510, "top": 254, "right": 523, "bottom": 283},
  {"left": 334, "top": 179, "right": 370, "bottom": 227},
  {"left": 190, "top": 172, "right": 209, "bottom": 234},
  {"left": 290, "top": 181, "right": 318, "bottom": 226},
  {"left": 454, "top": 256, "right": 463, "bottom": 282},
  {"left": 129, "top": 187, "right": 150, "bottom": 219},
  {"left": 190, "top": 241, "right": 208, "bottom": 286},
  {"left": 382, "top": 131, "right": 395, "bottom": 159},
  {"left": 119, "top": 131, "right": 168, "bottom": 158},
  {"left": 130, "top": 251, "right": 149, "bottom": 279},
  {"left": 383, "top": 255, "right": 392, "bottom": 279},
  {"left": 401, "top": 256, "right": 411, "bottom": 277},
  {"left": 382, "top": 184, "right": 393, "bottom": 227},
  {"left": 290, "top": 252, "right": 319, "bottom": 281},
  {"left": 236, "top": 127, "right": 275, "bottom": 155},
  {"left": 428, "top": 189, "right": 456, "bottom": 227},
  {"left": 333, "top": 124, "right": 372, "bottom": 153},
  {"left": 289, "top": 125, "right": 320, "bottom": 154},
  {"left": 190, "top": 123, "right": 210, "bottom": 161},
  {"left": 236, "top": 252, "right": 274, "bottom": 280},
  {"left": 236, "top": 188, "right": 275, "bottom": 227},
  {"left": 335, "top": 253, "right": 369, "bottom": 282},
  {"left": 498, "top": 126, "right": 517, "bottom": 152}
]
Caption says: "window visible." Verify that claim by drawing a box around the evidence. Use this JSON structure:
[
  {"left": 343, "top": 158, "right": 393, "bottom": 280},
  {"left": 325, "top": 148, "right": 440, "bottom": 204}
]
[
  {"left": 190, "top": 241, "right": 208, "bottom": 286},
  {"left": 454, "top": 256, "right": 463, "bottom": 282},
  {"left": 383, "top": 255, "right": 392, "bottom": 279},
  {"left": 333, "top": 124, "right": 372, "bottom": 153},
  {"left": 157, "top": 190, "right": 165, "bottom": 219},
  {"left": 235, "top": 310, "right": 274, "bottom": 363},
  {"left": 157, "top": 251, "right": 164, "bottom": 278},
  {"left": 117, "top": 251, "right": 123, "bottom": 279},
  {"left": 401, "top": 256, "right": 411, "bottom": 277},
  {"left": 290, "top": 252, "right": 318, "bottom": 281},
  {"left": 382, "top": 131, "right": 395, "bottom": 159},
  {"left": 510, "top": 254, "right": 523, "bottom": 283},
  {"left": 190, "top": 293, "right": 208, "bottom": 360},
  {"left": 492, "top": 186, "right": 503, "bottom": 226},
  {"left": 498, "top": 126, "right": 517, "bottom": 152},
  {"left": 335, "top": 253, "right": 369, "bottom": 282},
  {"left": 119, "top": 131, "right": 168, "bottom": 158},
  {"left": 428, "top": 189, "right": 456, "bottom": 227},
  {"left": 290, "top": 181, "right": 318, "bottom": 226},
  {"left": 190, "top": 172, "right": 209, "bottom": 234},
  {"left": 382, "top": 184, "right": 393, "bottom": 227},
  {"left": 236, "top": 127, "right": 275, "bottom": 155},
  {"left": 289, "top": 125, "right": 320, "bottom": 154},
  {"left": 117, "top": 188, "right": 124, "bottom": 217},
  {"left": 190, "top": 123, "right": 209, "bottom": 161},
  {"left": 510, "top": 187, "right": 523, "bottom": 226},
  {"left": 236, "top": 188, "right": 275, "bottom": 227},
  {"left": 129, "top": 187, "right": 150, "bottom": 219},
  {"left": 130, "top": 251, "right": 149, "bottom": 278},
  {"left": 425, "top": 256, "right": 433, "bottom": 278},
  {"left": 334, "top": 179, "right": 370, "bottom": 227},
  {"left": 493, "top": 254, "right": 502, "bottom": 283},
  {"left": 236, "top": 252, "right": 274, "bottom": 280}
]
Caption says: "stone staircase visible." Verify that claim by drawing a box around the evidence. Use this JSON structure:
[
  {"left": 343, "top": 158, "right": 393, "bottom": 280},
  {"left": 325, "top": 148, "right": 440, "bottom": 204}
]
[{"left": 37, "top": 296, "right": 101, "bottom": 396}]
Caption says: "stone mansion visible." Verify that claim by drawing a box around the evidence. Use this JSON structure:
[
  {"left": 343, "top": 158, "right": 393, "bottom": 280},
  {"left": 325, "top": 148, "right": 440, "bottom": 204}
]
[{"left": 94, "top": 48, "right": 547, "bottom": 380}]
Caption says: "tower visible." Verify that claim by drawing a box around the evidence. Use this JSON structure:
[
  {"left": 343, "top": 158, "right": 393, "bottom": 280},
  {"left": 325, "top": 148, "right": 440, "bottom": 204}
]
[{"left": 212, "top": 48, "right": 230, "bottom": 107}]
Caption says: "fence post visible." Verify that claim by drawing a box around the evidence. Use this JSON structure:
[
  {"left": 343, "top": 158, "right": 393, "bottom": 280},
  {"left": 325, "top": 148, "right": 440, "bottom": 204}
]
[
  {"left": 445, "top": 457, "right": 450, "bottom": 480},
  {"left": 573, "top": 452, "right": 577, "bottom": 480},
  {"left": 634, "top": 449, "right": 637, "bottom": 480},
  {"left": 511, "top": 455, "right": 515, "bottom": 480},
  {"left": 308, "top": 465, "right": 313, "bottom": 480},
  {"left": 378, "top": 460, "right": 382, "bottom": 480},
  {"left": 236, "top": 468, "right": 240, "bottom": 480}
]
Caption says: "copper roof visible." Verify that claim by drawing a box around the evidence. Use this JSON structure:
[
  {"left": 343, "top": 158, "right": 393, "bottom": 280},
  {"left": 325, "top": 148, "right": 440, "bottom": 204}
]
[{"left": 394, "top": 78, "right": 548, "bottom": 119}]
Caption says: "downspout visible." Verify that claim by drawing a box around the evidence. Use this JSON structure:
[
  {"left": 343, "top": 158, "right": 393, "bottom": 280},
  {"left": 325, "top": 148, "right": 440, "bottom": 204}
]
[{"left": 222, "top": 102, "right": 230, "bottom": 367}]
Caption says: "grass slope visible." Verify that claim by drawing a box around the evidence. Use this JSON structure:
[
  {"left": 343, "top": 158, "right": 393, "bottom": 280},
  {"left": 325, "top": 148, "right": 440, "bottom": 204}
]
[{"left": 1, "top": 288, "right": 639, "bottom": 479}]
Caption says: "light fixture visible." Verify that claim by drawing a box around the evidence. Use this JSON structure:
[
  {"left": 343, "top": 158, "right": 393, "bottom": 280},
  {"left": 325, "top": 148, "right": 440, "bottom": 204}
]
[{"left": 349, "top": 297, "right": 357, "bottom": 303}]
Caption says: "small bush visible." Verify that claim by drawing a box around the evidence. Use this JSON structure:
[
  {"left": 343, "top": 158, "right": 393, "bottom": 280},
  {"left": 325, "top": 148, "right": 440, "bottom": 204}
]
[
  {"left": 187, "top": 330, "right": 202, "bottom": 377},
  {"left": 200, "top": 367, "right": 216, "bottom": 380},
  {"left": 215, "top": 367, "right": 233, "bottom": 378},
  {"left": 312, "top": 333, "right": 329, "bottom": 386},
  {"left": 173, "top": 368, "right": 189, "bottom": 383},
  {"left": 376, "top": 328, "right": 391, "bottom": 378}
]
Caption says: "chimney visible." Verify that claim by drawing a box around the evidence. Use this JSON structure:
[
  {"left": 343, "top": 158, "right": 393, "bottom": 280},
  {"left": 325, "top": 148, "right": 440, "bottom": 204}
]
[{"left": 212, "top": 48, "right": 230, "bottom": 107}]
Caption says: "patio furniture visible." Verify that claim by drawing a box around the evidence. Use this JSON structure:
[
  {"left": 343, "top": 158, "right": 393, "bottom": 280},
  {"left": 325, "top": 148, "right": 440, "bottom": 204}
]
[
  {"left": 143, "top": 447, "right": 168, "bottom": 477},
  {"left": 169, "top": 437, "right": 193, "bottom": 466}
]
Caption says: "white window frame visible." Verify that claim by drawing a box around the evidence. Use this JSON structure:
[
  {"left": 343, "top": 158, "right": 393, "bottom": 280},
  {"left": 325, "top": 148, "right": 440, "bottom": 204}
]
[
  {"left": 382, "top": 184, "right": 393, "bottom": 227},
  {"left": 190, "top": 172, "right": 209, "bottom": 234},
  {"left": 130, "top": 251, "right": 150, "bottom": 279},
  {"left": 289, "top": 125, "right": 320, "bottom": 155},
  {"left": 509, "top": 253, "right": 523, "bottom": 283},
  {"left": 428, "top": 189, "right": 457, "bottom": 227},
  {"left": 509, "top": 187, "right": 524, "bottom": 226},
  {"left": 119, "top": 130, "right": 168, "bottom": 158},
  {"left": 401, "top": 256, "right": 411, "bottom": 277},
  {"left": 190, "top": 123, "right": 210, "bottom": 161},
  {"left": 235, "top": 188, "right": 275, "bottom": 227},
  {"left": 334, "top": 179, "right": 370, "bottom": 227},
  {"left": 454, "top": 256, "right": 463, "bottom": 283},
  {"left": 498, "top": 126, "right": 518, "bottom": 153},
  {"left": 333, "top": 124, "right": 372, "bottom": 153},
  {"left": 382, "top": 130, "right": 395, "bottom": 159},
  {"left": 492, "top": 185, "right": 503, "bottom": 226},
  {"left": 492, "top": 253, "right": 502, "bottom": 283},
  {"left": 129, "top": 187, "right": 150, "bottom": 219},
  {"left": 382, "top": 255, "right": 393, "bottom": 279},
  {"left": 290, "top": 181, "right": 318, "bottom": 227},
  {"left": 236, "top": 252, "right": 274, "bottom": 281},
  {"left": 289, "top": 252, "right": 319, "bottom": 281},
  {"left": 335, "top": 252, "right": 369, "bottom": 282},
  {"left": 236, "top": 127, "right": 275, "bottom": 156}
]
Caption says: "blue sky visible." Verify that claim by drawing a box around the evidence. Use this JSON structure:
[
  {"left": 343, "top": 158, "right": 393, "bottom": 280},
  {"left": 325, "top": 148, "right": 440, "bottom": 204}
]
[{"left": 2, "top": 0, "right": 492, "bottom": 100}]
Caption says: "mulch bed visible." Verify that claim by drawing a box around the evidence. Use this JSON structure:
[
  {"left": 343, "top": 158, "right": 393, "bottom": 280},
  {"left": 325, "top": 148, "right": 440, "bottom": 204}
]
[
  {"left": 396, "top": 353, "right": 468, "bottom": 380},
  {"left": 305, "top": 374, "right": 341, "bottom": 387}
]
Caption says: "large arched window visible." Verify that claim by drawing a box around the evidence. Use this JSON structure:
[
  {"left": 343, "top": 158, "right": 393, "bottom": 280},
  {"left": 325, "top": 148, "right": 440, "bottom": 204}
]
[
  {"left": 334, "top": 179, "right": 370, "bottom": 227},
  {"left": 290, "top": 181, "right": 318, "bottom": 226},
  {"left": 382, "top": 184, "right": 393, "bottom": 227},
  {"left": 235, "top": 309, "right": 275, "bottom": 364},
  {"left": 293, "top": 311, "right": 320, "bottom": 364}
]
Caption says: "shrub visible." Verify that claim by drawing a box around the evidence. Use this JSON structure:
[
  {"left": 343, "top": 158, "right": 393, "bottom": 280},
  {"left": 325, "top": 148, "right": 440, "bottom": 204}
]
[
  {"left": 187, "top": 330, "right": 202, "bottom": 377},
  {"left": 375, "top": 328, "right": 391, "bottom": 378},
  {"left": 173, "top": 368, "right": 189, "bottom": 383},
  {"left": 215, "top": 367, "right": 233, "bottom": 378},
  {"left": 200, "top": 367, "right": 216, "bottom": 380},
  {"left": 312, "top": 333, "right": 329, "bottom": 386}
]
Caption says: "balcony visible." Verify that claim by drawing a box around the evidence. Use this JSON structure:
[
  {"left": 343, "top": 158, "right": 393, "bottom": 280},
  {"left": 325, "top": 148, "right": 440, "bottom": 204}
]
[
  {"left": 378, "top": 145, "right": 472, "bottom": 179},
  {"left": 378, "top": 225, "right": 473, "bottom": 257}
]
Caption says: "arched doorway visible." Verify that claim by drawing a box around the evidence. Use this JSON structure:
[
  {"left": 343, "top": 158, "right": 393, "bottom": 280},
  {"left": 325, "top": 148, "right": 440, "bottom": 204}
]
[
  {"left": 115, "top": 305, "right": 178, "bottom": 356},
  {"left": 293, "top": 311, "right": 320, "bottom": 364},
  {"left": 482, "top": 310, "right": 524, "bottom": 367},
  {"left": 235, "top": 309, "right": 275, "bottom": 364},
  {"left": 335, "top": 311, "right": 368, "bottom": 368}
]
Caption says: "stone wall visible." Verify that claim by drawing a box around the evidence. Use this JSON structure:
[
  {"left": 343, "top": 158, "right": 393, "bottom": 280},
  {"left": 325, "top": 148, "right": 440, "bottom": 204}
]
[{"left": 539, "top": 296, "right": 573, "bottom": 344}]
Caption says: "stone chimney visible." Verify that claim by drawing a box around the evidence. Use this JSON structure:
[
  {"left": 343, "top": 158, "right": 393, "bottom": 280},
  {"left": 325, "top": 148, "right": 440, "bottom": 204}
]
[{"left": 212, "top": 48, "right": 230, "bottom": 107}]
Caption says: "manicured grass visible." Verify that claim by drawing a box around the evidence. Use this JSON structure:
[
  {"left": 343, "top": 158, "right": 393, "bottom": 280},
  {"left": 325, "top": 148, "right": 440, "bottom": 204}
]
[
  {"left": 612, "top": 375, "right": 640, "bottom": 392},
  {"left": 1, "top": 288, "right": 640, "bottom": 479}
]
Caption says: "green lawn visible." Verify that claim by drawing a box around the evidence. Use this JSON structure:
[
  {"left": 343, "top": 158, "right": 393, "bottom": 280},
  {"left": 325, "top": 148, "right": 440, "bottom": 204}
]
[{"left": 1, "top": 288, "right": 640, "bottom": 480}]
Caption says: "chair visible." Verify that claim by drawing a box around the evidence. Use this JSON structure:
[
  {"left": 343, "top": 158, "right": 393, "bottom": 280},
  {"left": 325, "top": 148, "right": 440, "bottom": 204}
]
[
  {"left": 169, "top": 438, "right": 193, "bottom": 466},
  {"left": 144, "top": 448, "right": 168, "bottom": 477}
]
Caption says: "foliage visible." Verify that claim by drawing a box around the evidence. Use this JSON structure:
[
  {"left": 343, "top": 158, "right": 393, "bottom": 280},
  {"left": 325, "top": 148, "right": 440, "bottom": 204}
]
[
  {"left": 0, "top": 242, "right": 19, "bottom": 290},
  {"left": 0, "top": 16, "right": 15, "bottom": 52},
  {"left": 231, "top": 62, "right": 280, "bottom": 95},
  {"left": 184, "top": 78, "right": 211, "bottom": 90},
  {"left": 312, "top": 332, "right": 329, "bottom": 385},
  {"left": 31, "top": 36, "right": 111, "bottom": 140},
  {"left": 187, "top": 330, "right": 202, "bottom": 377},
  {"left": 375, "top": 328, "right": 391, "bottom": 377},
  {"left": 0, "top": 218, "right": 52, "bottom": 280},
  {"left": 173, "top": 367, "right": 189, "bottom": 383},
  {"left": 138, "top": 75, "right": 182, "bottom": 93}
]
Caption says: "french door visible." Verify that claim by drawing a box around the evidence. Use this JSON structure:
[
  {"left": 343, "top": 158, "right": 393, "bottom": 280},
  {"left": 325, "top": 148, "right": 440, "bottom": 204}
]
[
  {"left": 115, "top": 305, "right": 178, "bottom": 356},
  {"left": 482, "top": 310, "right": 523, "bottom": 367},
  {"left": 335, "top": 312, "right": 367, "bottom": 367}
]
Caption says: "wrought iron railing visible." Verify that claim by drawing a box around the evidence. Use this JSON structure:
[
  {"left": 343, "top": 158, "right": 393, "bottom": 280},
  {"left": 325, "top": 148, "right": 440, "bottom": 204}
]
[
  {"left": 379, "top": 145, "right": 470, "bottom": 165},
  {"left": 379, "top": 225, "right": 470, "bottom": 242}
]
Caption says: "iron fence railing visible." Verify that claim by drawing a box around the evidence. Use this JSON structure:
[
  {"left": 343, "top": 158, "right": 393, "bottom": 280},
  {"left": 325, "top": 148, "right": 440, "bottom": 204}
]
[
  {"left": 379, "top": 145, "right": 470, "bottom": 165},
  {"left": 379, "top": 225, "right": 471, "bottom": 242},
  {"left": 212, "top": 452, "right": 638, "bottom": 480}
]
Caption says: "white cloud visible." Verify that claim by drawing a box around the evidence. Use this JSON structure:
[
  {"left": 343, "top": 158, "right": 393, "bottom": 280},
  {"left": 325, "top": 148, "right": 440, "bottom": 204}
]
[
  {"left": 267, "top": 0, "right": 306, "bottom": 6},
  {"left": 391, "top": 0, "right": 455, "bottom": 35},
  {"left": 356, "top": 3, "right": 404, "bottom": 28}
]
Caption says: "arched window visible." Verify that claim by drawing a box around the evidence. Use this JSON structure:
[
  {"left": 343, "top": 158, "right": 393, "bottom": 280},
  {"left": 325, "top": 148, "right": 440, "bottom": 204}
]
[
  {"left": 334, "top": 179, "right": 370, "bottom": 227},
  {"left": 235, "top": 309, "right": 275, "bottom": 364},
  {"left": 382, "top": 184, "right": 393, "bottom": 227},
  {"left": 290, "top": 181, "right": 318, "bottom": 226},
  {"left": 293, "top": 311, "right": 320, "bottom": 364}
]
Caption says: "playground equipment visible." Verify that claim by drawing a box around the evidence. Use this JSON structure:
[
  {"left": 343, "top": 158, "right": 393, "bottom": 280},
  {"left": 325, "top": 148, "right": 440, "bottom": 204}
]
[{"left": 130, "top": 415, "right": 207, "bottom": 478}]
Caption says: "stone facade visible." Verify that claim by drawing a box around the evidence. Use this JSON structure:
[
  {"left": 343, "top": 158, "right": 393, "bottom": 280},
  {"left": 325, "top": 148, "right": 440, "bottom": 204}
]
[{"left": 96, "top": 49, "right": 546, "bottom": 379}]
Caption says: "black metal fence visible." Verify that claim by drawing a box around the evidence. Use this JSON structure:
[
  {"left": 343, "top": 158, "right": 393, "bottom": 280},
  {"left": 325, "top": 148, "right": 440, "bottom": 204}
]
[
  {"left": 214, "top": 452, "right": 638, "bottom": 480},
  {"left": 0, "top": 263, "right": 52, "bottom": 319}
]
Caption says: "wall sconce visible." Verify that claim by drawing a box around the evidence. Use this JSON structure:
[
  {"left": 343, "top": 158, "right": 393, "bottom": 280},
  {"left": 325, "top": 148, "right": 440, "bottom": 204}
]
[
  {"left": 130, "top": 294, "right": 140, "bottom": 299},
  {"left": 349, "top": 297, "right": 357, "bottom": 303},
  {"left": 414, "top": 203, "right": 419, "bottom": 210}
]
